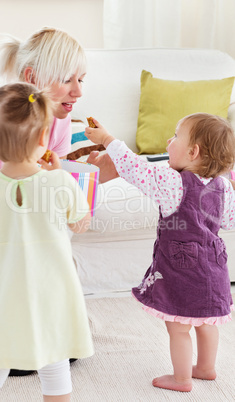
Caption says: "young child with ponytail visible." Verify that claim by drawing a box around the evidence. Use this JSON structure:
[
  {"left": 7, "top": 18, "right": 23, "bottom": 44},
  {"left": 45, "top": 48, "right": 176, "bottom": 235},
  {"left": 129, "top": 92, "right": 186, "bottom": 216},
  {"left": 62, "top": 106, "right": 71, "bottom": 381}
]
[{"left": 0, "top": 82, "right": 93, "bottom": 402}]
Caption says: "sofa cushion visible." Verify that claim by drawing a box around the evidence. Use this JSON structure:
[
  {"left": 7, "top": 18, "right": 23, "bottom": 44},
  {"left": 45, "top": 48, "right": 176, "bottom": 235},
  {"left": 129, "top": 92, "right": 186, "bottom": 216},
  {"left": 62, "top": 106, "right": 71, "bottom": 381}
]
[{"left": 136, "top": 70, "right": 235, "bottom": 154}]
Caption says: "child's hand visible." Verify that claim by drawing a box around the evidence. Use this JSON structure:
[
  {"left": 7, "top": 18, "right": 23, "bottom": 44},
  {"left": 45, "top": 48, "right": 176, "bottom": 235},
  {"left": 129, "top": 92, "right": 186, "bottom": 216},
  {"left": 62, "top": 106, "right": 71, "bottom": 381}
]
[
  {"left": 85, "top": 118, "right": 115, "bottom": 148},
  {"left": 38, "top": 150, "right": 61, "bottom": 170}
]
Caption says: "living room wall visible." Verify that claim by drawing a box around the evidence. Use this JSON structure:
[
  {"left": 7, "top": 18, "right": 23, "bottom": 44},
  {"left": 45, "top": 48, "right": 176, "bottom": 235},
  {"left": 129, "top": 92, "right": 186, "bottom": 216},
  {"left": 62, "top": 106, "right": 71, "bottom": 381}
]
[{"left": 0, "top": 0, "right": 104, "bottom": 48}]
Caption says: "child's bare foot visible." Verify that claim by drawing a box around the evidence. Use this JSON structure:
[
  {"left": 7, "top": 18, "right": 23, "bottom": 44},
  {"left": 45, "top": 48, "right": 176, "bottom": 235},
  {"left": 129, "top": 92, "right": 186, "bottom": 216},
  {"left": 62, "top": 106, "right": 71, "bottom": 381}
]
[
  {"left": 152, "top": 375, "right": 192, "bottom": 392},
  {"left": 192, "top": 365, "right": 216, "bottom": 380}
]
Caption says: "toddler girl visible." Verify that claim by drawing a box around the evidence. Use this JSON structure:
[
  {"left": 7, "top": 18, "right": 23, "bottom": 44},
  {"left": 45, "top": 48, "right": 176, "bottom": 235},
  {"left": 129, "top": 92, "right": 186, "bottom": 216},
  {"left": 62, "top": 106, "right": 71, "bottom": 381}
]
[
  {"left": 0, "top": 83, "right": 93, "bottom": 402},
  {"left": 85, "top": 113, "right": 235, "bottom": 393}
]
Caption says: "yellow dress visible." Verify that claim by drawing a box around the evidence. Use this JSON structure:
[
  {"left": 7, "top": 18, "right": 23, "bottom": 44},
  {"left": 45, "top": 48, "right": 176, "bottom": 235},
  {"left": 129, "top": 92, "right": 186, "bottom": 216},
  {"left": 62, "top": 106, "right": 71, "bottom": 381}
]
[{"left": 0, "top": 170, "right": 94, "bottom": 370}]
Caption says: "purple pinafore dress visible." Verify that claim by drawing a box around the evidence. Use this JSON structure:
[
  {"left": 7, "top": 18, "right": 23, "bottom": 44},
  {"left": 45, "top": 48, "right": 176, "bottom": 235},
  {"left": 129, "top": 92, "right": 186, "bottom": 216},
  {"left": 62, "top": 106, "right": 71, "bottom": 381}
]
[{"left": 132, "top": 171, "right": 233, "bottom": 325}]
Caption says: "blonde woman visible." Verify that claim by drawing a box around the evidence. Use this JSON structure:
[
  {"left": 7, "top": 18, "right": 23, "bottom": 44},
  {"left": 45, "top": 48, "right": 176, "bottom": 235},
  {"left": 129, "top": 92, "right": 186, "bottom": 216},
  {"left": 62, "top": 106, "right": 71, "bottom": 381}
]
[{"left": 0, "top": 27, "right": 86, "bottom": 168}]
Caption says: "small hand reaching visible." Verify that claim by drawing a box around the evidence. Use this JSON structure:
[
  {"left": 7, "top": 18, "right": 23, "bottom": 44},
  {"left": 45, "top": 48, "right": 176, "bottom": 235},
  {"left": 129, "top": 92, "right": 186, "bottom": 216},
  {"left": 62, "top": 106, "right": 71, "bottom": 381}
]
[
  {"left": 85, "top": 118, "right": 115, "bottom": 148},
  {"left": 38, "top": 150, "right": 61, "bottom": 170},
  {"left": 85, "top": 118, "right": 118, "bottom": 183}
]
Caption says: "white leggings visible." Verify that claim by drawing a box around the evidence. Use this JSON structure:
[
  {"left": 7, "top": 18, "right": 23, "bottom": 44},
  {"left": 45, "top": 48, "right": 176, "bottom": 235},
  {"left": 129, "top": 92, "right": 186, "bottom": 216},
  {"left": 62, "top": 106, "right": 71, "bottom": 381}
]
[{"left": 0, "top": 359, "right": 72, "bottom": 396}]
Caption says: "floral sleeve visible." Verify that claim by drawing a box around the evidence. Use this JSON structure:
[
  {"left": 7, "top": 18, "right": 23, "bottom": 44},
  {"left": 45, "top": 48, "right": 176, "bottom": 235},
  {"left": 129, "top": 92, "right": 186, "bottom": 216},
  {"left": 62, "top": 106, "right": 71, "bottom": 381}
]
[{"left": 107, "top": 140, "right": 183, "bottom": 217}]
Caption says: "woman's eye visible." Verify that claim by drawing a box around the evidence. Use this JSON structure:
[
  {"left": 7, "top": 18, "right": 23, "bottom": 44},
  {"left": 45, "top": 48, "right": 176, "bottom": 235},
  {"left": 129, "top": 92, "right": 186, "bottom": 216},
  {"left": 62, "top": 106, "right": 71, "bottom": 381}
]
[{"left": 63, "top": 77, "right": 84, "bottom": 84}]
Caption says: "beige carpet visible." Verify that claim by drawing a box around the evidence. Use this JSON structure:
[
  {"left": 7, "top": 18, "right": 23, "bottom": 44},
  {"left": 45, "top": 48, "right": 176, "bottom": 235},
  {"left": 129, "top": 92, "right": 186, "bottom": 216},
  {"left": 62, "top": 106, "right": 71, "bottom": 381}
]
[{"left": 1, "top": 296, "right": 235, "bottom": 401}]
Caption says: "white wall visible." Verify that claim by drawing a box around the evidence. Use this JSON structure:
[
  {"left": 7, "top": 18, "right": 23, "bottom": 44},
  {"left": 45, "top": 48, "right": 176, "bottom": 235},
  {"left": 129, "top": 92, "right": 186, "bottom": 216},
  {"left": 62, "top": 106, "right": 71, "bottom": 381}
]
[{"left": 0, "top": 0, "right": 104, "bottom": 48}]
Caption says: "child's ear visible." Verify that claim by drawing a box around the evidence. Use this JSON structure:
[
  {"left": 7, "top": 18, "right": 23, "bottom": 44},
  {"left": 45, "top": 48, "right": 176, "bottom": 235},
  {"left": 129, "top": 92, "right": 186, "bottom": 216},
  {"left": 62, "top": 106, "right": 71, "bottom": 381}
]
[
  {"left": 24, "top": 67, "right": 36, "bottom": 84},
  {"left": 189, "top": 144, "right": 200, "bottom": 161},
  {"left": 38, "top": 128, "right": 48, "bottom": 147}
]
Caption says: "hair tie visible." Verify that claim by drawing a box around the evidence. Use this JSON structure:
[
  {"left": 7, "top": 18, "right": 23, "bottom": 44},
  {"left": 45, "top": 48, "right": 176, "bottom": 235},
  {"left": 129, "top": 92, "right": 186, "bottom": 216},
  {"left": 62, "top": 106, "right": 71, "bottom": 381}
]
[{"left": 28, "top": 93, "right": 36, "bottom": 103}]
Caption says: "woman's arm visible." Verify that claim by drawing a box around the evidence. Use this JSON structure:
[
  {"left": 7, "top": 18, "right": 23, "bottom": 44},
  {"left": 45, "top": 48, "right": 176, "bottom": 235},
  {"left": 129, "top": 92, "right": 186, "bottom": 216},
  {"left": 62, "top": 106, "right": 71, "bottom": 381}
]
[{"left": 87, "top": 151, "right": 119, "bottom": 183}]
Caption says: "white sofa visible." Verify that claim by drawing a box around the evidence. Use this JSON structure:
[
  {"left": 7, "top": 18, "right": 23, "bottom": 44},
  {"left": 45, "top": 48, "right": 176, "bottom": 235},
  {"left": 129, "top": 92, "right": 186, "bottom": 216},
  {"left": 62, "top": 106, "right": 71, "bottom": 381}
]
[{"left": 70, "top": 48, "right": 235, "bottom": 295}]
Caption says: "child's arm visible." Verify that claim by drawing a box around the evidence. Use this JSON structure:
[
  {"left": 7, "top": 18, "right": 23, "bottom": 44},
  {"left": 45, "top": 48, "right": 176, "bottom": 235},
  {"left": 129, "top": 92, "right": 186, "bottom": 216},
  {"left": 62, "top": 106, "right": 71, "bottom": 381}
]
[
  {"left": 85, "top": 120, "right": 120, "bottom": 183},
  {"left": 86, "top": 119, "right": 183, "bottom": 216},
  {"left": 67, "top": 211, "right": 91, "bottom": 233}
]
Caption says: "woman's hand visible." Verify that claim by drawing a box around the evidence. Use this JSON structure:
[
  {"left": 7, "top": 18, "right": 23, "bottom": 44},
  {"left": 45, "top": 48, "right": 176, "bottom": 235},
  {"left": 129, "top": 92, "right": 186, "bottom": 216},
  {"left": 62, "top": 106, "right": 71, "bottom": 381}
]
[
  {"left": 87, "top": 151, "right": 119, "bottom": 183},
  {"left": 85, "top": 118, "right": 115, "bottom": 148},
  {"left": 38, "top": 150, "right": 61, "bottom": 170}
]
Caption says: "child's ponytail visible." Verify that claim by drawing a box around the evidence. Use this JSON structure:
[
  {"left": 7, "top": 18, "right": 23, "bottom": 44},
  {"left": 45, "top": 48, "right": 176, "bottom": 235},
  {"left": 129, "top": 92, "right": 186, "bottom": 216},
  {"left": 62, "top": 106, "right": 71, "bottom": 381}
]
[{"left": 0, "top": 34, "right": 21, "bottom": 81}]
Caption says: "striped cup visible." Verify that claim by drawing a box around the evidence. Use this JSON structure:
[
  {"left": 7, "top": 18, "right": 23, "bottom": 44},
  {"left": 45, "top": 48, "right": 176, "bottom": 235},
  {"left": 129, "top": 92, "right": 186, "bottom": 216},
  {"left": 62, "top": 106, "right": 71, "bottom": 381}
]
[{"left": 61, "top": 160, "right": 99, "bottom": 216}]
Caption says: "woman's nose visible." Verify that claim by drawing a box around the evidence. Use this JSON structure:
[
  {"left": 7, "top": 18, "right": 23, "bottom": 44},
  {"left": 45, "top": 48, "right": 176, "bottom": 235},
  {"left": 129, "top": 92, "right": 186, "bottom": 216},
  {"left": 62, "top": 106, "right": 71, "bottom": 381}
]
[{"left": 71, "top": 81, "right": 83, "bottom": 98}]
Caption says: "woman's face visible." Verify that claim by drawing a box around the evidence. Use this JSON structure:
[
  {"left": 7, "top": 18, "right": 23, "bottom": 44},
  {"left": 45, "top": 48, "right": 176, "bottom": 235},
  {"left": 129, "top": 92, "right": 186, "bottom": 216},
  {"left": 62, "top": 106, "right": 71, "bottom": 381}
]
[
  {"left": 49, "top": 70, "right": 85, "bottom": 119},
  {"left": 24, "top": 67, "right": 85, "bottom": 119}
]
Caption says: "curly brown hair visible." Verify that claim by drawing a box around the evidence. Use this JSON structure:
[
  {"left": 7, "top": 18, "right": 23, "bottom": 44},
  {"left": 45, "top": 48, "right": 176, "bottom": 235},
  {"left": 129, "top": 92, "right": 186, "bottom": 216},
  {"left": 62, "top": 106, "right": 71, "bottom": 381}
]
[{"left": 181, "top": 113, "right": 235, "bottom": 178}]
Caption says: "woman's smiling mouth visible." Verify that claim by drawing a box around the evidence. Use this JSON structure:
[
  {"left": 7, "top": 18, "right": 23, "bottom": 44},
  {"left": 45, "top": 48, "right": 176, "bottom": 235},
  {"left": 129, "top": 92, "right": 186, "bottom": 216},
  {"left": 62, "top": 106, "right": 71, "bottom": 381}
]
[{"left": 62, "top": 102, "right": 74, "bottom": 112}]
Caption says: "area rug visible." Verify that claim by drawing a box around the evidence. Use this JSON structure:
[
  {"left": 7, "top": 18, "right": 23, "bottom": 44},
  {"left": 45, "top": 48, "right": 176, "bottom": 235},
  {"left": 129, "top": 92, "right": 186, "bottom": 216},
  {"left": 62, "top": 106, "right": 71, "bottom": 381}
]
[{"left": 1, "top": 296, "right": 235, "bottom": 401}]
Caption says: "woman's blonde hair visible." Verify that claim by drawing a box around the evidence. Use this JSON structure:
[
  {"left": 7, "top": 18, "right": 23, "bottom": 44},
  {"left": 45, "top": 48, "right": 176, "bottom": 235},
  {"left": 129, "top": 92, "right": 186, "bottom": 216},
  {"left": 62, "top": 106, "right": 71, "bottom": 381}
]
[
  {"left": 0, "top": 82, "right": 53, "bottom": 162},
  {"left": 0, "top": 27, "right": 86, "bottom": 88},
  {"left": 182, "top": 113, "right": 235, "bottom": 178}
]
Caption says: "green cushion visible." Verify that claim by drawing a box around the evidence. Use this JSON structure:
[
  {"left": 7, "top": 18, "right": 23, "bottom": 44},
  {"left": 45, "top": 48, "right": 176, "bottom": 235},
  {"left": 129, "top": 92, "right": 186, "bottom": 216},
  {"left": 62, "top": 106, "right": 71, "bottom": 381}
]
[{"left": 136, "top": 70, "right": 235, "bottom": 154}]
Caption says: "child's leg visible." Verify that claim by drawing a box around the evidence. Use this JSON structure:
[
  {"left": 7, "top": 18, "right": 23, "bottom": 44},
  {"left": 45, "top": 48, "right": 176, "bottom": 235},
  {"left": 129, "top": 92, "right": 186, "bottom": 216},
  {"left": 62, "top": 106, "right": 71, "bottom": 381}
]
[
  {"left": 0, "top": 369, "right": 10, "bottom": 388},
  {"left": 152, "top": 321, "right": 193, "bottom": 392},
  {"left": 38, "top": 359, "right": 72, "bottom": 402},
  {"left": 193, "top": 324, "right": 218, "bottom": 380}
]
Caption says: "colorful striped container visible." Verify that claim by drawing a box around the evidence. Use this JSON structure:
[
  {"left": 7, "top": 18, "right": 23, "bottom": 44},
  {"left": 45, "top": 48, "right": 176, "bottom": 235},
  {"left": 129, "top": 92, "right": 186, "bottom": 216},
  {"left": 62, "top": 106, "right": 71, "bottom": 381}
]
[{"left": 61, "top": 160, "right": 99, "bottom": 216}]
